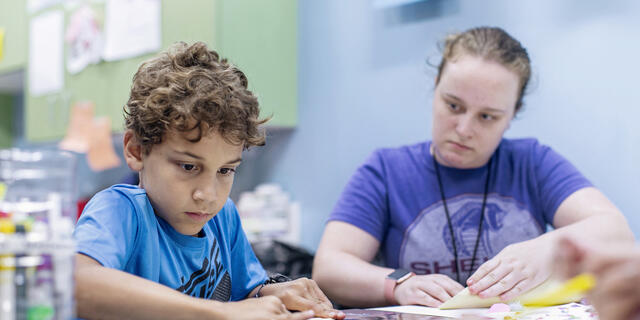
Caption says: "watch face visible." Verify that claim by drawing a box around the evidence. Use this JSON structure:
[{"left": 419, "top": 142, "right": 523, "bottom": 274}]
[{"left": 387, "top": 269, "right": 411, "bottom": 280}]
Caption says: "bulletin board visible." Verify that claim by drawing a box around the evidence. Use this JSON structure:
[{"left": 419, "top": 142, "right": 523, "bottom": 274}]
[{"left": 1, "top": 0, "right": 297, "bottom": 142}]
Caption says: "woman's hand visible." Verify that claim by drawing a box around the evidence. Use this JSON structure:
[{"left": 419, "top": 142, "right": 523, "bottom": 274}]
[
  {"left": 259, "top": 278, "right": 345, "bottom": 319},
  {"left": 466, "top": 239, "right": 552, "bottom": 301},
  {"left": 394, "top": 274, "right": 464, "bottom": 307},
  {"left": 221, "top": 296, "right": 315, "bottom": 320}
]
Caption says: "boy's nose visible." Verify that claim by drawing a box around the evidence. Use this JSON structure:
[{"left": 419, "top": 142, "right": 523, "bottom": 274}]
[{"left": 193, "top": 184, "right": 217, "bottom": 205}]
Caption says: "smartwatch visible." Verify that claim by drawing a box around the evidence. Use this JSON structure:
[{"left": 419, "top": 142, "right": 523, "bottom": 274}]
[{"left": 384, "top": 269, "right": 415, "bottom": 305}]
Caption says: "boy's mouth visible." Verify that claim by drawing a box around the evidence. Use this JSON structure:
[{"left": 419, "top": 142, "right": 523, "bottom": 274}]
[{"left": 184, "top": 211, "right": 213, "bottom": 222}]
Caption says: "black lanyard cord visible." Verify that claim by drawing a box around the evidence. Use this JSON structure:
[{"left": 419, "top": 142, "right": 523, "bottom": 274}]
[{"left": 432, "top": 154, "right": 492, "bottom": 284}]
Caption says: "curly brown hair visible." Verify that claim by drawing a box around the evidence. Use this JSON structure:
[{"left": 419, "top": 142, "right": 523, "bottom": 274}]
[{"left": 124, "top": 41, "right": 268, "bottom": 154}]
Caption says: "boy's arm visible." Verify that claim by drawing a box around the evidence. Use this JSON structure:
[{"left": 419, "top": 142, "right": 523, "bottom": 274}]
[
  {"left": 76, "top": 254, "right": 314, "bottom": 320},
  {"left": 76, "top": 254, "right": 223, "bottom": 319}
]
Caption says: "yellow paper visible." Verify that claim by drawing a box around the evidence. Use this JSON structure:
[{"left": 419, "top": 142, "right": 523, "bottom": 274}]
[
  {"left": 523, "top": 273, "right": 595, "bottom": 307},
  {"left": 0, "top": 27, "right": 5, "bottom": 61}
]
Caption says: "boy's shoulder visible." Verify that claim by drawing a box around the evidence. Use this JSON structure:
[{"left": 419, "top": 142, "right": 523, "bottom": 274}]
[
  {"left": 87, "top": 184, "right": 148, "bottom": 213},
  {"left": 96, "top": 184, "right": 146, "bottom": 199}
]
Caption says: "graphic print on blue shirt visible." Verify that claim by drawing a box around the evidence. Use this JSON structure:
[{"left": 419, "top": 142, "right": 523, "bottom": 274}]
[
  {"left": 399, "top": 194, "right": 544, "bottom": 283},
  {"left": 176, "top": 236, "right": 231, "bottom": 301}
]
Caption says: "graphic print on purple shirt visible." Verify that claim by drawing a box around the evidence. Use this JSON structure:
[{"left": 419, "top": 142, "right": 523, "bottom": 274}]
[{"left": 399, "top": 194, "right": 543, "bottom": 283}]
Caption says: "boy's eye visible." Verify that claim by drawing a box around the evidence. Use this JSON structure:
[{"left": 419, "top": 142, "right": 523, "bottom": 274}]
[
  {"left": 218, "top": 168, "right": 236, "bottom": 175},
  {"left": 449, "top": 103, "right": 460, "bottom": 111},
  {"left": 181, "top": 164, "right": 197, "bottom": 171}
]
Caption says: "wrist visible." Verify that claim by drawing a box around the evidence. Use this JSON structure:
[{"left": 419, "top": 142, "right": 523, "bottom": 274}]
[{"left": 384, "top": 269, "right": 415, "bottom": 305}]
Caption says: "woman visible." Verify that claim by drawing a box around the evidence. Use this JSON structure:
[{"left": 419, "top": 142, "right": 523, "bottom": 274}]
[{"left": 312, "top": 26, "right": 633, "bottom": 308}]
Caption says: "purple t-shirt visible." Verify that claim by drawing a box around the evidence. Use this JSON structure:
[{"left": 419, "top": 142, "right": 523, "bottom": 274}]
[{"left": 329, "top": 138, "right": 591, "bottom": 283}]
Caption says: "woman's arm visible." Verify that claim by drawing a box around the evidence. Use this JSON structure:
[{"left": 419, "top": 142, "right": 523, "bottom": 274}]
[
  {"left": 312, "top": 221, "right": 389, "bottom": 307},
  {"left": 313, "top": 221, "right": 463, "bottom": 307},
  {"left": 467, "top": 187, "right": 634, "bottom": 300},
  {"left": 75, "top": 254, "right": 313, "bottom": 320}
]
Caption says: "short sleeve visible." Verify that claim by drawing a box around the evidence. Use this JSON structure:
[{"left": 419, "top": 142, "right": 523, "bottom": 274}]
[
  {"left": 223, "top": 200, "right": 267, "bottom": 300},
  {"left": 73, "top": 188, "right": 139, "bottom": 269},
  {"left": 328, "top": 150, "right": 389, "bottom": 241},
  {"left": 534, "top": 143, "right": 593, "bottom": 224}
]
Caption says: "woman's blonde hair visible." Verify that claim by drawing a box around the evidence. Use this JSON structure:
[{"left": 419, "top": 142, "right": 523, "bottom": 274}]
[{"left": 436, "top": 27, "right": 531, "bottom": 113}]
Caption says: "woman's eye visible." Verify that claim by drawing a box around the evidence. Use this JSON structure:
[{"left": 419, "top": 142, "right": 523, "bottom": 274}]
[
  {"left": 481, "top": 114, "right": 495, "bottom": 121},
  {"left": 181, "top": 164, "right": 196, "bottom": 171},
  {"left": 218, "top": 168, "right": 236, "bottom": 175}
]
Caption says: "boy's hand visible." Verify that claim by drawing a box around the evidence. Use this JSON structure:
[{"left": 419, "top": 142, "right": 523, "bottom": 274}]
[
  {"left": 259, "top": 278, "right": 346, "bottom": 319},
  {"left": 394, "top": 274, "right": 464, "bottom": 307},
  {"left": 222, "top": 296, "right": 315, "bottom": 320}
]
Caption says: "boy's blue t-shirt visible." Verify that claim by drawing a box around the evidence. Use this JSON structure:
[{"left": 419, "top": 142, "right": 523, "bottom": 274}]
[
  {"left": 74, "top": 184, "right": 267, "bottom": 301},
  {"left": 329, "top": 138, "right": 592, "bottom": 284}
]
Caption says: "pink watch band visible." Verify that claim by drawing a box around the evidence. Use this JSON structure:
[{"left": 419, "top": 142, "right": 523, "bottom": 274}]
[
  {"left": 383, "top": 277, "right": 399, "bottom": 305},
  {"left": 384, "top": 272, "right": 415, "bottom": 305}
]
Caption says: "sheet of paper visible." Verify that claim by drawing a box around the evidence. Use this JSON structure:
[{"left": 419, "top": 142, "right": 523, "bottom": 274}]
[
  {"left": 65, "top": 5, "right": 103, "bottom": 74},
  {"left": 29, "top": 10, "right": 64, "bottom": 96},
  {"left": 27, "top": 0, "right": 63, "bottom": 14},
  {"left": 102, "top": 0, "right": 161, "bottom": 61},
  {"left": 373, "top": 305, "right": 489, "bottom": 318},
  {"left": 439, "top": 278, "right": 582, "bottom": 309},
  {"left": 311, "top": 303, "right": 596, "bottom": 320}
]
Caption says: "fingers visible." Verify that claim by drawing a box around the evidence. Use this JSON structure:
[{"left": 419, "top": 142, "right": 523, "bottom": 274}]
[
  {"left": 467, "top": 258, "right": 500, "bottom": 288},
  {"left": 498, "top": 277, "right": 531, "bottom": 301},
  {"left": 275, "top": 278, "right": 344, "bottom": 319},
  {"left": 310, "top": 282, "right": 345, "bottom": 319},
  {"left": 397, "top": 275, "right": 460, "bottom": 307},
  {"left": 287, "top": 310, "right": 315, "bottom": 320},
  {"left": 411, "top": 289, "right": 444, "bottom": 307},
  {"left": 435, "top": 276, "right": 464, "bottom": 296},
  {"left": 468, "top": 260, "right": 513, "bottom": 295}
]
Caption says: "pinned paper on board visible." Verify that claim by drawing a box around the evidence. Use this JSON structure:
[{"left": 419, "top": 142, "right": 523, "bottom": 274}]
[
  {"left": 65, "top": 5, "right": 103, "bottom": 74},
  {"left": 29, "top": 10, "right": 64, "bottom": 96},
  {"left": 0, "top": 27, "right": 5, "bottom": 62},
  {"left": 102, "top": 0, "right": 161, "bottom": 61},
  {"left": 86, "top": 117, "right": 121, "bottom": 171},
  {"left": 59, "top": 101, "right": 95, "bottom": 153}
]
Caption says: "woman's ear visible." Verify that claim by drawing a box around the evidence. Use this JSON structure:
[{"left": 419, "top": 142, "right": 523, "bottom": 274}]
[{"left": 123, "top": 130, "right": 144, "bottom": 172}]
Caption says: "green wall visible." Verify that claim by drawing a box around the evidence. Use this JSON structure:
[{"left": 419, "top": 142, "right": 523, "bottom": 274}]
[
  {"left": 0, "top": 94, "right": 13, "bottom": 148},
  {"left": 0, "top": 0, "right": 28, "bottom": 74},
  {"left": 0, "top": 0, "right": 297, "bottom": 143},
  {"left": 217, "top": 0, "right": 298, "bottom": 128}
]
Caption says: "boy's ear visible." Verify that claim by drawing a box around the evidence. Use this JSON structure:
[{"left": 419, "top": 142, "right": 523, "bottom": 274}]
[{"left": 123, "top": 130, "right": 144, "bottom": 172}]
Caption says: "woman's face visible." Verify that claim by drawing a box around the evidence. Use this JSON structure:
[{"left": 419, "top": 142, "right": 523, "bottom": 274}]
[{"left": 431, "top": 54, "right": 520, "bottom": 169}]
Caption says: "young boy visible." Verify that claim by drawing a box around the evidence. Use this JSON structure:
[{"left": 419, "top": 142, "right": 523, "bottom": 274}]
[{"left": 73, "top": 42, "right": 344, "bottom": 320}]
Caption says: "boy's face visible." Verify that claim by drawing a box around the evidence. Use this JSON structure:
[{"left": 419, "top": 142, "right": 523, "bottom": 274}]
[{"left": 124, "top": 128, "right": 242, "bottom": 236}]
